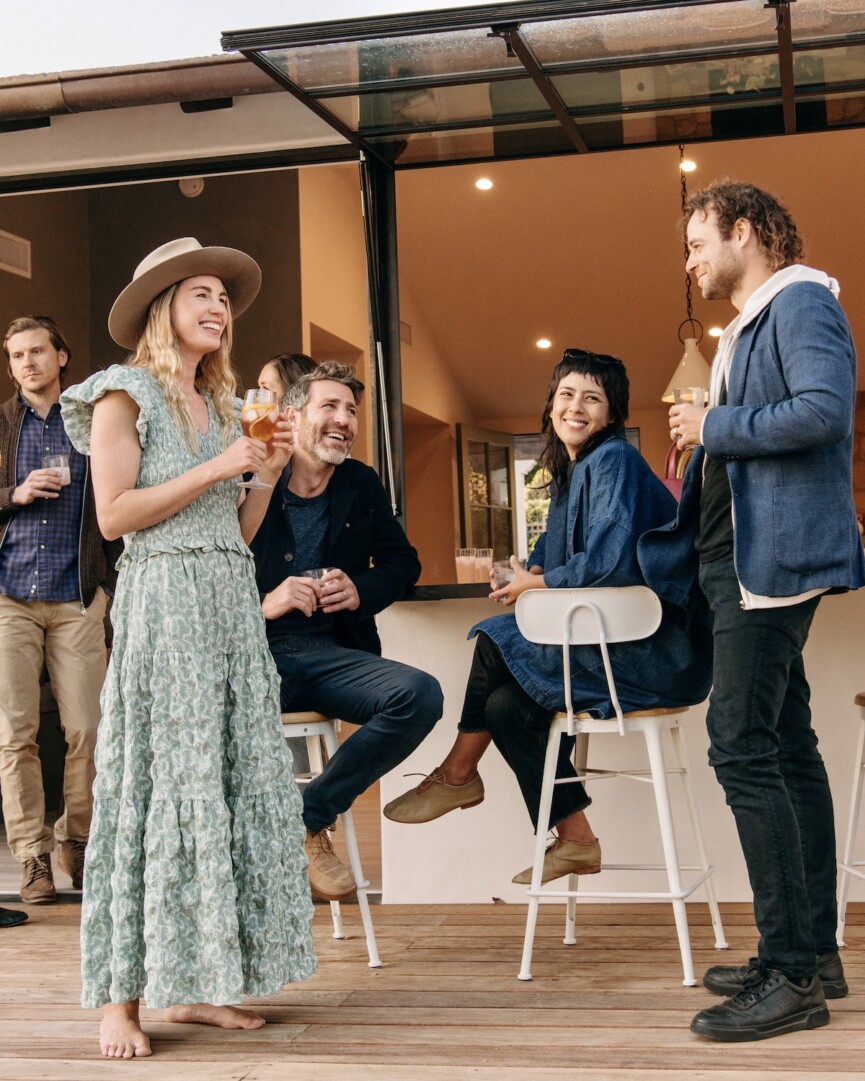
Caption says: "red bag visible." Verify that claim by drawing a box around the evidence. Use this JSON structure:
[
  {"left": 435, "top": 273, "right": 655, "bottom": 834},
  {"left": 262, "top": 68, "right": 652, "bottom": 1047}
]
[{"left": 660, "top": 442, "right": 693, "bottom": 501}]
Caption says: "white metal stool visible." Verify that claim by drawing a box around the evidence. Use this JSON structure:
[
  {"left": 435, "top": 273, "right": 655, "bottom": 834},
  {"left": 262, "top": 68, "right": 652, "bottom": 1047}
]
[
  {"left": 836, "top": 692, "right": 865, "bottom": 947},
  {"left": 282, "top": 711, "right": 381, "bottom": 968},
  {"left": 514, "top": 587, "right": 728, "bottom": 986}
]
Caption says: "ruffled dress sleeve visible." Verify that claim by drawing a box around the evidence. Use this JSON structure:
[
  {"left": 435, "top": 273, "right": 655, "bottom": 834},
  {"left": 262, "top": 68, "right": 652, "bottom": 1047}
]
[{"left": 60, "top": 365, "right": 157, "bottom": 454}]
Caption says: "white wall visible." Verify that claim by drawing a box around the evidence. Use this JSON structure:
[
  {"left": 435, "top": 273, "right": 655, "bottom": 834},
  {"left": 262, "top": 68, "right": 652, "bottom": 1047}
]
[{"left": 378, "top": 588, "right": 865, "bottom": 907}]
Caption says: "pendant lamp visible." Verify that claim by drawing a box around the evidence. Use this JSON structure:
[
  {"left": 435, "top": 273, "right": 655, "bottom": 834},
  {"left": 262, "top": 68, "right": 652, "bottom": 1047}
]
[{"left": 661, "top": 145, "right": 711, "bottom": 404}]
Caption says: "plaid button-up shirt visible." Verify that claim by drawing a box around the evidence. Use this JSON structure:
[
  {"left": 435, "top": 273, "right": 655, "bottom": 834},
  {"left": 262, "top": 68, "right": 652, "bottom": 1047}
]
[{"left": 0, "top": 395, "right": 84, "bottom": 603}]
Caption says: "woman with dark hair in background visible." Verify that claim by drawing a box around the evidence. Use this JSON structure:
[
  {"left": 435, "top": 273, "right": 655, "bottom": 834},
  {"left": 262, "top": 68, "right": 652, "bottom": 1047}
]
[
  {"left": 385, "top": 349, "right": 712, "bottom": 885},
  {"left": 258, "top": 352, "right": 317, "bottom": 406}
]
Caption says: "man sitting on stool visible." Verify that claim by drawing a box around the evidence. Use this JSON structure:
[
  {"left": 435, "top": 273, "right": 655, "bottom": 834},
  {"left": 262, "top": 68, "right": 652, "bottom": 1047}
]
[{"left": 250, "top": 362, "right": 443, "bottom": 901}]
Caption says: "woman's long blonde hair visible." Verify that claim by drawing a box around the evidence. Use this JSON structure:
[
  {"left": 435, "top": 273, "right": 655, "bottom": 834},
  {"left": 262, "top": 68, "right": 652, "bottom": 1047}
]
[{"left": 125, "top": 283, "right": 238, "bottom": 451}]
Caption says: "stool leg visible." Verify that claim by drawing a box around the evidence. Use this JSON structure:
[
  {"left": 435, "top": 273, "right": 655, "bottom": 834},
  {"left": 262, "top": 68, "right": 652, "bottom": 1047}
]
[
  {"left": 563, "top": 732, "right": 589, "bottom": 947},
  {"left": 669, "top": 724, "right": 728, "bottom": 952},
  {"left": 329, "top": 900, "right": 346, "bottom": 939},
  {"left": 837, "top": 709, "right": 865, "bottom": 948},
  {"left": 321, "top": 725, "right": 382, "bottom": 969},
  {"left": 644, "top": 721, "right": 696, "bottom": 987},
  {"left": 306, "top": 734, "right": 325, "bottom": 776},
  {"left": 518, "top": 719, "right": 565, "bottom": 981}
]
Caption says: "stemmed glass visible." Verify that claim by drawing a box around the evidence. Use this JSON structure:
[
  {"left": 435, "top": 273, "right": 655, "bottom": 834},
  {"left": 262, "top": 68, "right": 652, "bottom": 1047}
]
[{"left": 238, "top": 388, "right": 279, "bottom": 489}]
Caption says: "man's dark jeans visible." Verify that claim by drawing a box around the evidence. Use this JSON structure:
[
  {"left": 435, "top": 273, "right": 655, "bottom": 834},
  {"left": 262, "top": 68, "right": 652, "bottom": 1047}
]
[
  {"left": 272, "top": 643, "right": 443, "bottom": 832},
  {"left": 699, "top": 556, "right": 838, "bottom": 979}
]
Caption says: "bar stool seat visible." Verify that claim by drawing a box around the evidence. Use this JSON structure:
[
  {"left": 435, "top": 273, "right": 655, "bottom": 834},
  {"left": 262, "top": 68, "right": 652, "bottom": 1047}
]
[
  {"left": 281, "top": 711, "right": 381, "bottom": 968},
  {"left": 836, "top": 692, "right": 865, "bottom": 947},
  {"left": 513, "top": 586, "right": 728, "bottom": 986}
]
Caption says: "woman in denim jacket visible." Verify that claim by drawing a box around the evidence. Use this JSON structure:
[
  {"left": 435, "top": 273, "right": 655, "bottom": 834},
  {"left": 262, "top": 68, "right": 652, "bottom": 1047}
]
[{"left": 385, "top": 350, "right": 712, "bottom": 884}]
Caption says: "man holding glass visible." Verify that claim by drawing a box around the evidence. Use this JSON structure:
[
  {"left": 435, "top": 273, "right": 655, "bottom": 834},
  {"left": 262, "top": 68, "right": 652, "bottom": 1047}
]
[
  {"left": 250, "top": 362, "right": 443, "bottom": 902},
  {"left": 666, "top": 181, "right": 865, "bottom": 1041},
  {"left": 0, "top": 316, "right": 118, "bottom": 904}
]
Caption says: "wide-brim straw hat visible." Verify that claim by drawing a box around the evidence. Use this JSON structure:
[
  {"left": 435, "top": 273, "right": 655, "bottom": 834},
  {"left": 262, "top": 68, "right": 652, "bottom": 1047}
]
[{"left": 108, "top": 237, "right": 262, "bottom": 349}]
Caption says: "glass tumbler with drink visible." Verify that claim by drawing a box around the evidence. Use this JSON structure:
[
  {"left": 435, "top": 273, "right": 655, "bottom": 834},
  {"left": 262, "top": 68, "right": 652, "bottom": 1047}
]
[
  {"left": 455, "top": 548, "right": 476, "bottom": 584},
  {"left": 672, "top": 386, "right": 707, "bottom": 449},
  {"left": 43, "top": 453, "right": 71, "bottom": 486},
  {"left": 239, "top": 388, "right": 279, "bottom": 489}
]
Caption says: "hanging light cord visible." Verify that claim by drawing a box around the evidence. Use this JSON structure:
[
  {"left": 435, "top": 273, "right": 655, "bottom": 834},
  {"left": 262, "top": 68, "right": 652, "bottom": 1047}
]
[{"left": 678, "top": 143, "right": 703, "bottom": 346}]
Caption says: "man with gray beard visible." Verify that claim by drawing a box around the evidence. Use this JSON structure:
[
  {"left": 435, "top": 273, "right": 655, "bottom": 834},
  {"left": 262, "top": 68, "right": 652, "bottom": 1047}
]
[{"left": 249, "top": 362, "right": 442, "bottom": 901}]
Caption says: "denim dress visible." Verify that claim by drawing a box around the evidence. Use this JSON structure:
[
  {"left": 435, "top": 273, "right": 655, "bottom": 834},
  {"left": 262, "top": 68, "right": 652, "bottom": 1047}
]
[{"left": 471, "top": 432, "right": 712, "bottom": 716}]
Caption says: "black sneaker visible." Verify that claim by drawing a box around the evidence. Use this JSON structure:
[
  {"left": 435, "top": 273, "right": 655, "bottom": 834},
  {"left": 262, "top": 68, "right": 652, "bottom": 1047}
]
[
  {"left": 691, "top": 968, "right": 830, "bottom": 1042},
  {"left": 703, "top": 951, "right": 848, "bottom": 1000}
]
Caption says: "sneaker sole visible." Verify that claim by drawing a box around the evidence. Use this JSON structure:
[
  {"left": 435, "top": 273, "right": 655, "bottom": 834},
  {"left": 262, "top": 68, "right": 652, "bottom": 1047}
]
[{"left": 690, "top": 1004, "right": 830, "bottom": 1042}]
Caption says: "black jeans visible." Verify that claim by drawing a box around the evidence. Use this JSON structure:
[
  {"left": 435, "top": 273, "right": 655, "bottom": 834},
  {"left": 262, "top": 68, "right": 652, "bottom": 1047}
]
[
  {"left": 700, "top": 556, "right": 837, "bottom": 979},
  {"left": 459, "top": 632, "right": 591, "bottom": 832}
]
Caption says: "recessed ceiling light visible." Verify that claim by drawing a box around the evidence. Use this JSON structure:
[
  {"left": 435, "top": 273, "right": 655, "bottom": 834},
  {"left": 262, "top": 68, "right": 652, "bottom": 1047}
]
[
  {"left": 536, "top": 338, "right": 552, "bottom": 349},
  {"left": 475, "top": 177, "right": 493, "bottom": 190},
  {"left": 708, "top": 326, "right": 723, "bottom": 337},
  {"left": 680, "top": 159, "right": 697, "bottom": 173}
]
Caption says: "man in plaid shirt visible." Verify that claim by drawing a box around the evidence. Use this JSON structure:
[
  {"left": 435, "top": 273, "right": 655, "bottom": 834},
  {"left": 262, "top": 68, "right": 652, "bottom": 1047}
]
[{"left": 0, "top": 316, "right": 119, "bottom": 906}]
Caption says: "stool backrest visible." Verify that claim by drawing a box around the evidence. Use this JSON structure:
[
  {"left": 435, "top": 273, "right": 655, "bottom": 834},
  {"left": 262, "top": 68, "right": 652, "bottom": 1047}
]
[{"left": 515, "top": 586, "right": 662, "bottom": 735}]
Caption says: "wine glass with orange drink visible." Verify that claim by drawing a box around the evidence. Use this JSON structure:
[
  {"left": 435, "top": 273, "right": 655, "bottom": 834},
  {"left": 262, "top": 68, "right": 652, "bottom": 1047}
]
[{"left": 238, "top": 388, "right": 279, "bottom": 489}]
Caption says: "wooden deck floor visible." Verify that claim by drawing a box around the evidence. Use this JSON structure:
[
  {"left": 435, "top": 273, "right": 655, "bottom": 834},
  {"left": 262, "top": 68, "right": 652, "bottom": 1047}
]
[{"left": 0, "top": 897, "right": 862, "bottom": 1080}]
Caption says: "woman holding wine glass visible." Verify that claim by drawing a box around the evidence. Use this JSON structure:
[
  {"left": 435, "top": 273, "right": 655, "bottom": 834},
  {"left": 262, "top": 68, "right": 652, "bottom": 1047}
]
[{"left": 60, "top": 238, "right": 316, "bottom": 1059}]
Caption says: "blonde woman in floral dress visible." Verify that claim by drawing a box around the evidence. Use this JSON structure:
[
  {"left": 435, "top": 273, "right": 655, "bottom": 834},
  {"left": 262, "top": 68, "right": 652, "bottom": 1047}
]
[{"left": 61, "top": 239, "right": 316, "bottom": 1059}]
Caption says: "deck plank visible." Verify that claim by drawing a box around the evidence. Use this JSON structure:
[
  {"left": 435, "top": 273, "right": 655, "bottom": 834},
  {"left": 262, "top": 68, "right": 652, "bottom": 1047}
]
[{"left": 0, "top": 899, "right": 862, "bottom": 1080}]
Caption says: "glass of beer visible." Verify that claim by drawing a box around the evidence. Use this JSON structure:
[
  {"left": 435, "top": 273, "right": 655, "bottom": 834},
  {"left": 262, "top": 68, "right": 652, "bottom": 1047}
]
[{"left": 239, "top": 388, "right": 279, "bottom": 489}]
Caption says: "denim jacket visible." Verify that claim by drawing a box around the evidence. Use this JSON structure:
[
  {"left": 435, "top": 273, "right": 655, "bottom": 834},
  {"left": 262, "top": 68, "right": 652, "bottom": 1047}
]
[{"left": 471, "top": 433, "right": 712, "bottom": 715}]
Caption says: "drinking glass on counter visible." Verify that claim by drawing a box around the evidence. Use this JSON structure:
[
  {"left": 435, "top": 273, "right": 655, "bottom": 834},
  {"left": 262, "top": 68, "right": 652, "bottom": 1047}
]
[
  {"left": 455, "top": 548, "right": 476, "bottom": 583},
  {"left": 473, "top": 548, "right": 493, "bottom": 582}
]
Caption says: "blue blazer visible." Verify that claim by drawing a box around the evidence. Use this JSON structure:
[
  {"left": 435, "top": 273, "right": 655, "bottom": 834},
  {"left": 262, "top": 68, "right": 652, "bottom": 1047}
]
[{"left": 694, "top": 280, "right": 865, "bottom": 597}]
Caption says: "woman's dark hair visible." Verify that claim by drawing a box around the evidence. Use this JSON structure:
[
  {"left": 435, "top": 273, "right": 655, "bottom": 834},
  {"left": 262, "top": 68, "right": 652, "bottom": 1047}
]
[
  {"left": 539, "top": 349, "right": 629, "bottom": 489},
  {"left": 267, "top": 352, "right": 317, "bottom": 398}
]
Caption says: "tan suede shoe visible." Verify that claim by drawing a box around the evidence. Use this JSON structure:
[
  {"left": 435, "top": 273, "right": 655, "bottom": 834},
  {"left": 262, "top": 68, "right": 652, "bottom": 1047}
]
[
  {"left": 512, "top": 837, "right": 602, "bottom": 885},
  {"left": 383, "top": 768, "right": 484, "bottom": 823},
  {"left": 304, "top": 829, "right": 357, "bottom": 901},
  {"left": 20, "top": 854, "right": 57, "bottom": 904}
]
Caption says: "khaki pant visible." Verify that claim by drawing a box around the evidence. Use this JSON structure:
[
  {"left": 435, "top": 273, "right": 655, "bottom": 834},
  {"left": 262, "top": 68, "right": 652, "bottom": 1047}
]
[{"left": 0, "top": 590, "right": 107, "bottom": 861}]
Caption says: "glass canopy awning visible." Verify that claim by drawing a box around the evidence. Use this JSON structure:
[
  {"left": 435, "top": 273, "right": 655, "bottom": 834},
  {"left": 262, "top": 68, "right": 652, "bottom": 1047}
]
[{"left": 223, "top": 0, "right": 865, "bottom": 168}]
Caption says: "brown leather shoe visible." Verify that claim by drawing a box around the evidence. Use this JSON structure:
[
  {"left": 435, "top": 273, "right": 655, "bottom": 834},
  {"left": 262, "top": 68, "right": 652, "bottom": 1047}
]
[
  {"left": 512, "top": 837, "right": 602, "bottom": 885},
  {"left": 304, "top": 829, "right": 357, "bottom": 901},
  {"left": 20, "top": 854, "right": 57, "bottom": 904},
  {"left": 383, "top": 769, "right": 484, "bottom": 823},
  {"left": 57, "top": 840, "right": 87, "bottom": 890}
]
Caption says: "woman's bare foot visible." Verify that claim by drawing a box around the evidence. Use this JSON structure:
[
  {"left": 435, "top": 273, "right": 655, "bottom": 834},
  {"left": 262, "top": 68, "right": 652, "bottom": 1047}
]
[
  {"left": 101, "top": 1001, "right": 152, "bottom": 1059},
  {"left": 164, "top": 1003, "right": 266, "bottom": 1029}
]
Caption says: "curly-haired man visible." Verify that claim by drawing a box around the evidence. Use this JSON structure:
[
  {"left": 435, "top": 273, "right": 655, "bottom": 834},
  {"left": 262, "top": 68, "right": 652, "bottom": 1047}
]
[{"left": 667, "top": 180, "right": 865, "bottom": 1041}]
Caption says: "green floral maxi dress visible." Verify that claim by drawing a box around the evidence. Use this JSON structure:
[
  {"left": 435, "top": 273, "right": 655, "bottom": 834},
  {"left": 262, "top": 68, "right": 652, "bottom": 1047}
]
[{"left": 61, "top": 366, "right": 317, "bottom": 1009}]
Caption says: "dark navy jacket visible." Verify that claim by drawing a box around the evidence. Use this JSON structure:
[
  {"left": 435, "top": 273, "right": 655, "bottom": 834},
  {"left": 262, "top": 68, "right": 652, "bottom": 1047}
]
[{"left": 249, "top": 457, "right": 421, "bottom": 656}]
